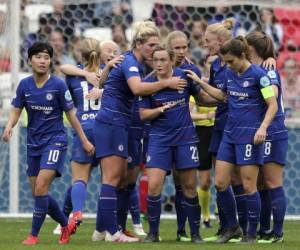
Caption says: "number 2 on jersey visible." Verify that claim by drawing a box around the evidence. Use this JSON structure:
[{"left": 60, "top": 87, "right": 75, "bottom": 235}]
[
  {"left": 81, "top": 81, "right": 100, "bottom": 111},
  {"left": 190, "top": 146, "right": 199, "bottom": 161}
]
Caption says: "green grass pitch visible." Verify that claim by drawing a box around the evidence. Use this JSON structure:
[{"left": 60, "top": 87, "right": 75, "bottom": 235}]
[{"left": 0, "top": 218, "right": 299, "bottom": 250}]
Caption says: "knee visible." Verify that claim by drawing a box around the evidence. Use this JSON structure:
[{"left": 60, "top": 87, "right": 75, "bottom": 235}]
[
  {"left": 200, "top": 178, "right": 211, "bottom": 191},
  {"left": 215, "top": 177, "right": 229, "bottom": 192},
  {"left": 264, "top": 178, "right": 282, "bottom": 190},
  {"left": 148, "top": 185, "right": 161, "bottom": 196},
  {"left": 34, "top": 181, "right": 48, "bottom": 196},
  {"left": 182, "top": 181, "right": 197, "bottom": 198},
  {"left": 242, "top": 177, "right": 257, "bottom": 194}
]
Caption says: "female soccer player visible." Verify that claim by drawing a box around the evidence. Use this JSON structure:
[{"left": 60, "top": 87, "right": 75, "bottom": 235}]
[
  {"left": 93, "top": 21, "right": 186, "bottom": 242},
  {"left": 189, "top": 54, "right": 217, "bottom": 229},
  {"left": 194, "top": 18, "right": 248, "bottom": 240},
  {"left": 246, "top": 31, "right": 288, "bottom": 243},
  {"left": 57, "top": 38, "right": 120, "bottom": 233},
  {"left": 165, "top": 30, "right": 214, "bottom": 241},
  {"left": 186, "top": 36, "right": 278, "bottom": 243},
  {"left": 2, "top": 42, "right": 94, "bottom": 245},
  {"left": 139, "top": 45, "right": 214, "bottom": 243}
]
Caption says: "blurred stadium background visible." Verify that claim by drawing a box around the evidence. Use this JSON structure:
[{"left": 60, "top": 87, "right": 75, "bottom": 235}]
[{"left": 0, "top": 0, "right": 300, "bottom": 218}]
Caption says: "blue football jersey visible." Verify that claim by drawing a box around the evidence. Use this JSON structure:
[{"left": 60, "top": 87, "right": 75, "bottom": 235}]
[
  {"left": 96, "top": 51, "right": 144, "bottom": 128},
  {"left": 139, "top": 68, "right": 200, "bottom": 146},
  {"left": 209, "top": 57, "right": 228, "bottom": 131},
  {"left": 12, "top": 75, "right": 74, "bottom": 156},
  {"left": 178, "top": 59, "right": 202, "bottom": 78},
  {"left": 129, "top": 97, "right": 144, "bottom": 139},
  {"left": 261, "top": 67, "right": 288, "bottom": 141},
  {"left": 222, "top": 64, "right": 273, "bottom": 144},
  {"left": 66, "top": 72, "right": 101, "bottom": 130}
]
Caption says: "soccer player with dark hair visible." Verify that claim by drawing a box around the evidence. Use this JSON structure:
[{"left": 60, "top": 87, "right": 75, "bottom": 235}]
[
  {"left": 246, "top": 31, "right": 288, "bottom": 244},
  {"left": 186, "top": 36, "right": 278, "bottom": 243},
  {"left": 139, "top": 45, "right": 215, "bottom": 243},
  {"left": 2, "top": 42, "right": 94, "bottom": 245}
]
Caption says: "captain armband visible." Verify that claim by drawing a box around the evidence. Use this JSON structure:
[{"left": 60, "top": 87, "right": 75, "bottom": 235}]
[{"left": 261, "top": 86, "right": 275, "bottom": 99}]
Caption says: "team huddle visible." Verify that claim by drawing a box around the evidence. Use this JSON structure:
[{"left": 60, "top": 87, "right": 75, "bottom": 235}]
[{"left": 1, "top": 18, "right": 287, "bottom": 245}]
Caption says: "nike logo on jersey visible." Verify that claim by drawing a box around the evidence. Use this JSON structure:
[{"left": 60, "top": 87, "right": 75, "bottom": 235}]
[
  {"left": 243, "top": 157, "right": 252, "bottom": 161},
  {"left": 25, "top": 94, "right": 31, "bottom": 97}
]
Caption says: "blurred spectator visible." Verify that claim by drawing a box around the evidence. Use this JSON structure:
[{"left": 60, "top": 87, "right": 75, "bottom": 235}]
[
  {"left": 21, "top": 14, "right": 50, "bottom": 71},
  {"left": 39, "top": 0, "right": 78, "bottom": 44},
  {"left": 111, "top": 24, "right": 129, "bottom": 52},
  {"left": 188, "top": 19, "right": 209, "bottom": 67},
  {"left": 152, "top": 4, "right": 189, "bottom": 31},
  {"left": 255, "top": 8, "right": 283, "bottom": 51},
  {"left": 68, "top": 36, "right": 82, "bottom": 65},
  {"left": 93, "top": 0, "right": 133, "bottom": 28},
  {"left": 49, "top": 30, "right": 76, "bottom": 77},
  {"left": 282, "top": 57, "right": 300, "bottom": 117},
  {"left": 208, "top": 5, "right": 247, "bottom": 37},
  {"left": 0, "top": 10, "right": 10, "bottom": 72}
]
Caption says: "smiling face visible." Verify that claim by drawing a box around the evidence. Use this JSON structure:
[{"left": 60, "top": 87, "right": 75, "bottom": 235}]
[
  {"left": 169, "top": 36, "right": 188, "bottom": 64},
  {"left": 153, "top": 49, "right": 173, "bottom": 78},
  {"left": 29, "top": 51, "right": 51, "bottom": 75},
  {"left": 100, "top": 42, "right": 119, "bottom": 64},
  {"left": 204, "top": 31, "right": 222, "bottom": 56}
]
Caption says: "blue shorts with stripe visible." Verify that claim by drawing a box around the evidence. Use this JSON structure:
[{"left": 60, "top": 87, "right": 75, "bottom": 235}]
[
  {"left": 263, "top": 139, "right": 288, "bottom": 166},
  {"left": 72, "top": 128, "right": 98, "bottom": 167},
  {"left": 146, "top": 143, "right": 199, "bottom": 173},
  {"left": 217, "top": 141, "right": 264, "bottom": 166},
  {"left": 93, "top": 120, "right": 128, "bottom": 159},
  {"left": 27, "top": 143, "right": 67, "bottom": 177},
  {"left": 128, "top": 138, "right": 142, "bottom": 168}
]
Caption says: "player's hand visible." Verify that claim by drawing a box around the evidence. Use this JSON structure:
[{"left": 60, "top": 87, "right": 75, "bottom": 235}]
[
  {"left": 83, "top": 140, "right": 95, "bottom": 156},
  {"left": 184, "top": 69, "right": 201, "bottom": 84},
  {"left": 85, "top": 72, "right": 101, "bottom": 87},
  {"left": 262, "top": 57, "right": 276, "bottom": 70},
  {"left": 2, "top": 127, "right": 12, "bottom": 142},
  {"left": 165, "top": 77, "right": 187, "bottom": 90},
  {"left": 207, "top": 111, "right": 215, "bottom": 120},
  {"left": 86, "top": 88, "right": 103, "bottom": 100},
  {"left": 254, "top": 126, "right": 267, "bottom": 145},
  {"left": 159, "top": 102, "right": 176, "bottom": 113},
  {"left": 107, "top": 55, "right": 124, "bottom": 68}
]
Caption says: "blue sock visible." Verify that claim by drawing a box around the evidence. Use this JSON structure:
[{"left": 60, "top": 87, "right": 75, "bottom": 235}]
[
  {"left": 175, "top": 185, "right": 186, "bottom": 233},
  {"left": 147, "top": 194, "right": 161, "bottom": 235},
  {"left": 232, "top": 185, "right": 248, "bottom": 235},
  {"left": 216, "top": 187, "right": 238, "bottom": 228},
  {"left": 62, "top": 186, "right": 72, "bottom": 217},
  {"left": 48, "top": 195, "right": 68, "bottom": 227},
  {"left": 71, "top": 180, "right": 87, "bottom": 212},
  {"left": 129, "top": 184, "right": 141, "bottom": 225},
  {"left": 259, "top": 189, "right": 271, "bottom": 233},
  {"left": 31, "top": 195, "right": 49, "bottom": 237},
  {"left": 117, "top": 185, "right": 132, "bottom": 231},
  {"left": 270, "top": 187, "right": 286, "bottom": 236},
  {"left": 95, "top": 189, "right": 104, "bottom": 232},
  {"left": 216, "top": 191, "right": 228, "bottom": 229},
  {"left": 247, "top": 192, "right": 261, "bottom": 236},
  {"left": 99, "top": 184, "right": 118, "bottom": 235},
  {"left": 183, "top": 195, "right": 200, "bottom": 237}
]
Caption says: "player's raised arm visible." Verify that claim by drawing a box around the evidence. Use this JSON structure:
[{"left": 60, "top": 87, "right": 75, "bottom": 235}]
[
  {"left": 60, "top": 64, "right": 101, "bottom": 87},
  {"left": 128, "top": 75, "right": 187, "bottom": 96},
  {"left": 185, "top": 69, "right": 226, "bottom": 102}
]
